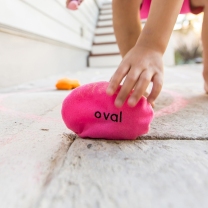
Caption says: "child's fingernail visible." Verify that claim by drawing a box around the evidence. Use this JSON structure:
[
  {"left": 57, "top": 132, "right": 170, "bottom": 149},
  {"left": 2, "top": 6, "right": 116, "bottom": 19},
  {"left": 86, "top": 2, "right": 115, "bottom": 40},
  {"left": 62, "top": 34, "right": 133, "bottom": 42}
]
[
  {"left": 106, "top": 87, "right": 113, "bottom": 95},
  {"left": 128, "top": 98, "right": 136, "bottom": 107},
  {"left": 115, "top": 99, "right": 122, "bottom": 108}
]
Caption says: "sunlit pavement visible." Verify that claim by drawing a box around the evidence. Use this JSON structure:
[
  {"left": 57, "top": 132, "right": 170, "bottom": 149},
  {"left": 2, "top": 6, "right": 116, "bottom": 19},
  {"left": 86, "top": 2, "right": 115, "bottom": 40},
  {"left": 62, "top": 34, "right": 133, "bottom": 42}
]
[{"left": 0, "top": 64, "right": 208, "bottom": 208}]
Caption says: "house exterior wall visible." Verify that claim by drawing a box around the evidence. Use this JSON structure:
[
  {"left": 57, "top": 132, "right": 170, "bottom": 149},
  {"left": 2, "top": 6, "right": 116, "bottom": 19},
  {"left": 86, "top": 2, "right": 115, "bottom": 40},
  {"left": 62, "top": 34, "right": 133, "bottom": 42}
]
[{"left": 0, "top": 0, "right": 104, "bottom": 88}]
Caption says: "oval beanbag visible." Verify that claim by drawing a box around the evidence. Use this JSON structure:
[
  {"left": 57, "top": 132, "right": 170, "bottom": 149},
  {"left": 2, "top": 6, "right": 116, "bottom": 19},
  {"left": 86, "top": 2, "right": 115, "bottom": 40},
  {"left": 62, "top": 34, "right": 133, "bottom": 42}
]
[{"left": 61, "top": 81, "right": 154, "bottom": 140}]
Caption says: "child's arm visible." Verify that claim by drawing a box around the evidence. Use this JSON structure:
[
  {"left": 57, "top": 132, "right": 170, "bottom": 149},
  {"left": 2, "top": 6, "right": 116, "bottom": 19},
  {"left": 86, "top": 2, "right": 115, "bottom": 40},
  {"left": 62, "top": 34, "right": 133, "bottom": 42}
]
[{"left": 106, "top": 0, "right": 184, "bottom": 107}]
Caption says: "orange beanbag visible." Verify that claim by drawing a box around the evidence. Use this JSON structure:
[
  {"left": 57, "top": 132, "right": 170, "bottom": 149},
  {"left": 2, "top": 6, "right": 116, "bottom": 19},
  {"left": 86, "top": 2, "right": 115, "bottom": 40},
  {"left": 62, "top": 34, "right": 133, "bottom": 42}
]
[{"left": 56, "top": 78, "right": 80, "bottom": 90}]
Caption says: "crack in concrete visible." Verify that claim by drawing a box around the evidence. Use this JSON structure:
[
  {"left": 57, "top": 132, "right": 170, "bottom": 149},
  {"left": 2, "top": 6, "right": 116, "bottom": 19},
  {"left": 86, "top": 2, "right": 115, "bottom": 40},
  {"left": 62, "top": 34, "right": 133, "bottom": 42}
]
[
  {"left": 33, "top": 133, "right": 77, "bottom": 208},
  {"left": 138, "top": 136, "right": 208, "bottom": 140}
]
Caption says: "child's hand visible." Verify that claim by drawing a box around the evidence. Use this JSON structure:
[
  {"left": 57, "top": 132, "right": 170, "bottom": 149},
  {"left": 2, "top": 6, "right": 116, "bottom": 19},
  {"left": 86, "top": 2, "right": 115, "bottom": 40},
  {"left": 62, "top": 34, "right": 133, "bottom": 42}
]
[{"left": 106, "top": 45, "right": 164, "bottom": 107}]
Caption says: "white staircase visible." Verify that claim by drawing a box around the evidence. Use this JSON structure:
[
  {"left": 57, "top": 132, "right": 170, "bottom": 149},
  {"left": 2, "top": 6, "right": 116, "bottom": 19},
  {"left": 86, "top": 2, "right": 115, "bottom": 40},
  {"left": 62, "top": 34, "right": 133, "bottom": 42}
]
[
  {"left": 88, "top": 2, "right": 121, "bottom": 67},
  {"left": 89, "top": 2, "right": 175, "bottom": 67}
]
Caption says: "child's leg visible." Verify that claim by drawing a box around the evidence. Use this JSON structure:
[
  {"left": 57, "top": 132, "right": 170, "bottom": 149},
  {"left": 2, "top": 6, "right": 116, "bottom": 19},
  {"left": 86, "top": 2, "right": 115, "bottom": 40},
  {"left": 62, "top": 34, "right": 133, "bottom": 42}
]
[
  {"left": 191, "top": 0, "right": 208, "bottom": 92},
  {"left": 201, "top": 3, "right": 208, "bottom": 92},
  {"left": 112, "top": 0, "right": 143, "bottom": 57}
]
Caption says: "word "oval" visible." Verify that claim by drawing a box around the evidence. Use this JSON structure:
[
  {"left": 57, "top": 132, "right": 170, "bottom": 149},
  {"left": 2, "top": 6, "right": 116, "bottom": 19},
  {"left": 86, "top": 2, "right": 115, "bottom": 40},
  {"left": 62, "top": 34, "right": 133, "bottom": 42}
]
[{"left": 94, "top": 111, "right": 122, "bottom": 122}]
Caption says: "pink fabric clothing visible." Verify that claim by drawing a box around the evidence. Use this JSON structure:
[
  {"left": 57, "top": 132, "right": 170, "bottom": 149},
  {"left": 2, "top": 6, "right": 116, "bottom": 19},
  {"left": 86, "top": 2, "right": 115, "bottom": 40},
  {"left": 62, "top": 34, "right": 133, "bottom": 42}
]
[
  {"left": 62, "top": 81, "right": 154, "bottom": 140},
  {"left": 140, "top": 0, "right": 204, "bottom": 19}
]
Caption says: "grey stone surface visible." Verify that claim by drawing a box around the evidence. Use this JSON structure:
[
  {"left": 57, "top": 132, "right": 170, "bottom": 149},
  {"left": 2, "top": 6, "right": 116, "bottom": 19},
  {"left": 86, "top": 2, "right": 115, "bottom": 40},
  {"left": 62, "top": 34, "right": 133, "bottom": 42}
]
[
  {"left": 144, "top": 64, "right": 208, "bottom": 140},
  {"left": 0, "top": 64, "right": 208, "bottom": 208},
  {"left": 37, "top": 138, "right": 208, "bottom": 208},
  {"left": 0, "top": 88, "right": 73, "bottom": 208},
  {"left": 58, "top": 64, "right": 208, "bottom": 140}
]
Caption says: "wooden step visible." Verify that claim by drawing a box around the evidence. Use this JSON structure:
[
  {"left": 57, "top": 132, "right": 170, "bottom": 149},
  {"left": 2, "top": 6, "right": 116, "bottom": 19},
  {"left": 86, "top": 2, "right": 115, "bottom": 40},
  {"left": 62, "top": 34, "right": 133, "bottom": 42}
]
[
  {"left": 97, "top": 20, "right": 113, "bottom": 27},
  {"left": 101, "top": 4, "right": 112, "bottom": 10},
  {"left": 89, "top": 53, "right": 121, "bottom": 67},
  {"left": 95, "top": 26, "right": 114, "bottom": 34},
  {"left": 96, "top": 24, "right": 113, "bottom": 28},
  {"left": 94, "top": 34, "right": 116, "bottom": 43},
  {"left": 100, "top": 9, "right": 112, "bottom": 15},
  {"left": 99, "top": 14, "right": 112, "bottom": 20},
  {"left": 91, "top": 43, "right": 119, "bottom": 54},
  {"left": 93, "top": 41, "right": 117, "bottom": 45},
  {"left": 103, "top": 1, "right": 112, "bottom": 5}
]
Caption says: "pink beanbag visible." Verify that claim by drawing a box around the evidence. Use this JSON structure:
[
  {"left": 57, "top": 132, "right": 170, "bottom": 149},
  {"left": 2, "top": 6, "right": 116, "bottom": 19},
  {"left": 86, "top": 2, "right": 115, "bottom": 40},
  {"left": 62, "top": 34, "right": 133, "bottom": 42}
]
[{"left": 61, "top": 81, "right": 154, "bottom": 140}]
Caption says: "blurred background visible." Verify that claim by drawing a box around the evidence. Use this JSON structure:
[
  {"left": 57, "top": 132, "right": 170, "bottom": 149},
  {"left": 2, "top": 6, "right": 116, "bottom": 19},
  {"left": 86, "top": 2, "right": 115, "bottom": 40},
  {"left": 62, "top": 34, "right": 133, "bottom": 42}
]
[
  {"left": 173, "top": 13, "right": 203, "bottom": 65},
  {"left": 0, "top": 0, "right": 203, "bottom": 88}
]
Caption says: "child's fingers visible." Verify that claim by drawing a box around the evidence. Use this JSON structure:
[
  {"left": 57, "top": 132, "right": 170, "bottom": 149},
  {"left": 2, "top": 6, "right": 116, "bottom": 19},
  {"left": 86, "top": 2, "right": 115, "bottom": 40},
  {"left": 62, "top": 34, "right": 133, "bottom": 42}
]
[
  {"left": 106, "top": 64, "right": 129, "bottom": 96},
  {"left": 147, "top": 73, "right": 163, "bottom": 104},
  {"left": 114, "top": 68, "right": 141, "bottom": 107},
  {"left": 127, "top": 71, "right": 152, "bottom": 107}
]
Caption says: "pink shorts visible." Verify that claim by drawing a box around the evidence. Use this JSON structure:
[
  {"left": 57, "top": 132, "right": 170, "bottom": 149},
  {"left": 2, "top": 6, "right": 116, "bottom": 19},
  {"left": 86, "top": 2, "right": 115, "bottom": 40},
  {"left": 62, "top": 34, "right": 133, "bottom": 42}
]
[{"left": 140, "top": 0, "right": 204, "bottom": 19}]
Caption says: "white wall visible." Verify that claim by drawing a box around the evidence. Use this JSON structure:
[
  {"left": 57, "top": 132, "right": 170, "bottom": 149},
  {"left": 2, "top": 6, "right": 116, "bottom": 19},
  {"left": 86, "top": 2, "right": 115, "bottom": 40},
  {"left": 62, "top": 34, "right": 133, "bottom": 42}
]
[
  {"left": 0, "top": 31, "right": 89, "bottom": 88},
  {"left": 0, "top": 0, "right": 106, "bottom": 88},
  {"left": 0, "top": 0, "right": 101, "bottom": 49}
]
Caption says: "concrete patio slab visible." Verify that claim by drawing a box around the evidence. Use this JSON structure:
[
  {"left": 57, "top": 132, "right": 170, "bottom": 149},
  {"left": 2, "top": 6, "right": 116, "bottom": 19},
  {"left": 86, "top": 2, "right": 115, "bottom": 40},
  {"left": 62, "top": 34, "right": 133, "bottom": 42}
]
[
  {"left": 0, "top": 90, "right": 74, "bottom": 208},
  {"left": 0, "top": 64, "right": 208, "bottom": 208},
  {"left": 39, "top": 63, "right": 207, "bottom": 140},
  {"left": 37, "top": 138, "right": 208, "bottom": 208},
  {"left": 146, "top": 64, "right": 208, "bottom": 140}
]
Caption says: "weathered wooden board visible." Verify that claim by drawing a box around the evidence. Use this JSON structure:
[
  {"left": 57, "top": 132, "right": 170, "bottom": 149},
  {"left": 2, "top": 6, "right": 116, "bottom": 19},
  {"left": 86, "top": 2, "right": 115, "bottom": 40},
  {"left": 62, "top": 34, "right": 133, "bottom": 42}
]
[{"left": 37, "top": 138, "right": 208, "bottom": 208}]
